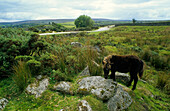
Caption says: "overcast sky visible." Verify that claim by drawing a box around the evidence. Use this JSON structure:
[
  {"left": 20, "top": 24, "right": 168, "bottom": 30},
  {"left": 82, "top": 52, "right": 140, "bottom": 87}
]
[{"left": 0, "top": 0, "right": 170, "bottom": 22}]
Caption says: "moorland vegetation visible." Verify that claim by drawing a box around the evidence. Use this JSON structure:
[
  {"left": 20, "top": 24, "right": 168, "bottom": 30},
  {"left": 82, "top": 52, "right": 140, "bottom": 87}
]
[{"left": 0, "top": 25, "right": 169, "bottom": 110}]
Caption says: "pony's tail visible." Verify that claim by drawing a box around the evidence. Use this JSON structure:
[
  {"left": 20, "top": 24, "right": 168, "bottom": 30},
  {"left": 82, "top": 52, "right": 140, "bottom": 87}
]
[{"left": 139, "top": 60, "right": 144, "bottom": 79}]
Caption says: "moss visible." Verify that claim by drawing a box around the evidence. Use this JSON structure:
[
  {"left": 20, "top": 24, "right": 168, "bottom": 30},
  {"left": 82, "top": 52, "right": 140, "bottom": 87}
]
[{"left": 82, "top": 95, "right": 108, "bottom": 111}]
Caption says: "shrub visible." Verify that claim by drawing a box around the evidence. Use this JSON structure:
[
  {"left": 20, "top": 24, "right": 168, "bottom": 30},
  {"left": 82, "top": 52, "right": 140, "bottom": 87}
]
[
  {"left": 0, "top": 28, "right": 31, "bottom": 77},
  {"left": 26, "top": 59, "right": 41, "bottom": 75},
  {"left": 50, "top": 69, "right": 71, "bottom": 82},
  {"left": 13, "top": 61, "right": 31, "bottom": 91},
  {"left": 39, "top": 53, "right": 56, "bottom": 68},
  {"left": 15, "top": 55, "right": 33, "bottom": 61}
]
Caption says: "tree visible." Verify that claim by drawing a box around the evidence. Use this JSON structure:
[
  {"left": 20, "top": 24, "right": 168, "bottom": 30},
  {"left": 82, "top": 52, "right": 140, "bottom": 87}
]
[
  {"left": 132, "top": 18, "right": 137, "bottom": 24},
  {"left": 74, "top": 15, "right": 94, "bottom": 28}
]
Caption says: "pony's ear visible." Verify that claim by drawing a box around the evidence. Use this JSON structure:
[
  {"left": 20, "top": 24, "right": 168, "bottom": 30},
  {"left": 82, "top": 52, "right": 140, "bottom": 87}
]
[{"left": 103, "top": 60, "right": 107, "bottom": 64}]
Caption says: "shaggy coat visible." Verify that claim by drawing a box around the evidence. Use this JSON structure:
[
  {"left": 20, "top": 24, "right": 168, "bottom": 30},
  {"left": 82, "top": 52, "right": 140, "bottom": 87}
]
[{"left": 103, "top": 55, "right": 144, "bottom": 90}]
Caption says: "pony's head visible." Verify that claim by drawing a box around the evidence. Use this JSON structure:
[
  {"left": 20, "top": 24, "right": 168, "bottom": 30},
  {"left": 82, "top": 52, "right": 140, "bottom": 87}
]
[{"left": 103, "top": 55, "right": 112, "bottom": 79}]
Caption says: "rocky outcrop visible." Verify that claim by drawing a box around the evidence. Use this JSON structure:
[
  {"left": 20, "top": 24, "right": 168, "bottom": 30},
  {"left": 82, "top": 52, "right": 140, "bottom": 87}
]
[
  {"left": 115, "top": 72, "right": 130, "bottom": 84},
  {"left": 26, "top": 76, "right": 49, "bottom": 98},
  {"left": 0, "top": 98, "right": 8, "bottom": 110},
  {"left": 77, "top": 76, "right": 132, "bottom": 111},
  {"left": 78, "top": 100, "right": 92, "bottom": 111},
  {"left": 54, "top": 81, "right": 73, "bottom": 94},
  {"left": 107, "top": 86, "right": 132, "bottom": 111},
  {"left": 78, "top": 76, "right": 117, "bottom": 101},
  {"left": 79, "top": 66, "right": 90, "bottom": 76}
]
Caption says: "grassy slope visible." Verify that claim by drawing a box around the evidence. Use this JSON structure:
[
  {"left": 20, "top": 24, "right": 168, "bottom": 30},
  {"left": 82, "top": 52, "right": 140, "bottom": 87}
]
[
  {"left": 0, "top": 26, "right": 170, "bottom": 111},
  {"left": 60, "top": 22, "right": 76, "bottom": 28}
]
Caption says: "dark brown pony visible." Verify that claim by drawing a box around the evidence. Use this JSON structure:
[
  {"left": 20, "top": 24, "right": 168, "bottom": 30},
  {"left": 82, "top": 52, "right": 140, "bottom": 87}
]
[{"left": 103, "top": 55, "right": 144, "bottom": 90}]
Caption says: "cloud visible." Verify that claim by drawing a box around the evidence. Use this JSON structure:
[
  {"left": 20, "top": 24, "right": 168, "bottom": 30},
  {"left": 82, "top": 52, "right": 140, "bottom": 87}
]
[{"left": 0, "top": 0, "right": 170, "bottom": 22}]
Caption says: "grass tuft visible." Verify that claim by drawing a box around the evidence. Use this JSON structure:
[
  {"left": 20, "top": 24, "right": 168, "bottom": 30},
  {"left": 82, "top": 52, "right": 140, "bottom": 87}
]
[{"left": 13, "top": 60, "right": 31, "bottom": 91}]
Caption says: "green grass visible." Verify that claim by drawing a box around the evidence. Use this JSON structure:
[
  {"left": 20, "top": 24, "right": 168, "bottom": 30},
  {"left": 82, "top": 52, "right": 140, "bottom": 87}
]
[
  {"left": 61, "top": 22, "right": 76, "bottom": 28},
  {"left": 127, "top": 81, "right": 170, "bottom": 111}
]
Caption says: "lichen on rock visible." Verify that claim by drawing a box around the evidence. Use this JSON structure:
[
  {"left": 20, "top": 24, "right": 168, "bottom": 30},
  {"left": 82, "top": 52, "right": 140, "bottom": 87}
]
[{"left": 77, "top": 76, "right": 117, "bottom": 100}]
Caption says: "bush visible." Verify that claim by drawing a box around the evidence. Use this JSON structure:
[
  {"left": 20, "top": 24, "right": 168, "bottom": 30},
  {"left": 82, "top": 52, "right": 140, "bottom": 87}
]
[
  {"left": 26, "top": 59, "right": 41, "bottom": 75},
  {"left": 13, "top": 61, "right": 31, "bottom": 91},
  {"left": 0, "top": 28, "right": 32, "bottom": 77},
  {"left": 50, "top": 69, "right": 71, "bottom": 82},
  {"left": 15, "top": 55, "right": 33, "bottom": 61}
]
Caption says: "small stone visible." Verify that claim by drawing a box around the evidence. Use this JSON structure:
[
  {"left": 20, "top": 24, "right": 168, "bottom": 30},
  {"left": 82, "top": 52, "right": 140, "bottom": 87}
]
[
  {"left": 36, "top": 75, "right": 43, "bottom": 80},
  {"left": 78, "top": 100, "right": 92, "bottom": 111},
  {"left": 94, "top": 45, "right": 101, "bottom": 52},
  {"left": 79, "top": 66, "right": 90, "bottom": 77},
  {"left": 0, "top": 98, "right": 8, "bottom": 110},
  {"left": 140, "top": 79, "right": 147, "bottom": 83},
  {"left": 71, "top": 42, "right": 82, "bottom": 47}
]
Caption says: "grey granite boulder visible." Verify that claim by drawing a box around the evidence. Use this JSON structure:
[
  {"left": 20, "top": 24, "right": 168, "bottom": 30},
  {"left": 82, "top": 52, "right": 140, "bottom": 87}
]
[
  {"left": 0, "top": 98, "right": 8, "bottom": 110},
  {"left": 54, "top": 81, "right": 73, "bottom": 94},
  {"left": 107, "top": 86, "right": 132, "bottom": 111},
  {"left": 77, "top": 76, "right": 132, "bottom": 111},
  {"left": 26, "top": 77, "right": 49, "bottom": 98},
  {"left": 78, "top": 100, "right": 92, "bottom": 111},
  {"left": 77, "top": 76, "right": 117, "bottom": 101}
]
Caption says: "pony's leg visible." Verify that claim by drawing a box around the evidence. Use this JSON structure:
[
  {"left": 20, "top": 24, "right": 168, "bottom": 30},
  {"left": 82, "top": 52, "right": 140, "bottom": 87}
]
[
  {"left": 132, "top": 75, "right": 138, "bottom": 90},
  {"left": 127, "top": 72, "right": 134, "bottom": 87},
  {"left": 110, "top": 71, "right": 115, "bottom": 81}
]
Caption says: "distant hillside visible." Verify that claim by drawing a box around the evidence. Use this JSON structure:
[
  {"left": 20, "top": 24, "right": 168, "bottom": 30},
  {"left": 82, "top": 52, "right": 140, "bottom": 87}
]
[
  {"left": 0, "top": 19, "right": 75, "bottom": 26},
  {"left": 0, "top": 18, "right": 118, "bottom": 25},
  {"left": 0, "top": 18, "right": 170, "bottom": 28},
  {"left": 0, "top": 18, "right": 130, "bottom": 28}
]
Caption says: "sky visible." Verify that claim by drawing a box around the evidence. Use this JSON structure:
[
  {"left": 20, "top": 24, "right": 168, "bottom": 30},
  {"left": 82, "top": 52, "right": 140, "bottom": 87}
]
[{"left": 0, "top": 0, "right": 170, "bottom": 22}]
